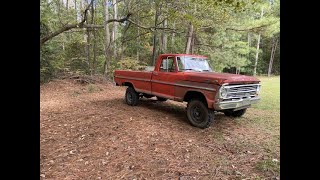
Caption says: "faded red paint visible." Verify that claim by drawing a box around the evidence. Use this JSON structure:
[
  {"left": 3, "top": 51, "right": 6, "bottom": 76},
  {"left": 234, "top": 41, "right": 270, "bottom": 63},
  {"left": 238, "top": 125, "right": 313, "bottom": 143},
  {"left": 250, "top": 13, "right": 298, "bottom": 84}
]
[{"left": 114, "top": 54, "right": 260, "bottom": 109}]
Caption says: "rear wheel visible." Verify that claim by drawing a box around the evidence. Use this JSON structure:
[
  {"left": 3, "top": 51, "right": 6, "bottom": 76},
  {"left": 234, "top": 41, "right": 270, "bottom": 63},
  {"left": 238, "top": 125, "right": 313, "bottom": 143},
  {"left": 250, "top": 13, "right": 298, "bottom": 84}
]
[
  {"left": 125, "top": 87, "right": 139, "bottom": 106},
  {"left": 186, "top": 99, "right": 214, "bottom": 128},
  {"left": 156, "top": 97, "right": 167, "bottom": 101},
  {"left": 224, "top": 108, "right": 247, "bottom": 117}
]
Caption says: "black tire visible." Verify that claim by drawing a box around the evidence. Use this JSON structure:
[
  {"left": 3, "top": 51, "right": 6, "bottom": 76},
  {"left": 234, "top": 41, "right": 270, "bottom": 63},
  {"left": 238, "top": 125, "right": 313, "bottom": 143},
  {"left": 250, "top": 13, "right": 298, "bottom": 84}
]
[
  {"left": 125, "top": 87, "right": 139, "bottom": 106},
  {"left": 186, "top": 99, "right": 214, "bottom": 128},
  {"left": 224, "top": 110, "right": 233, "bottom": 117},
  {"left": 156, "top": 97, "right": 167, "bottom": 101},
  {"left": 224, "top": 108, "right": 247, "bottom": 117}
]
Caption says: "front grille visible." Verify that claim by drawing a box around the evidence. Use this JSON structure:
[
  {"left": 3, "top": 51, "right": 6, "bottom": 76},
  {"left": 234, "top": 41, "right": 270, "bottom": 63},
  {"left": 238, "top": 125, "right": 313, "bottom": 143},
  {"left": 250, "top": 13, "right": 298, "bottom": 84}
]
[{"left": 225, "top": 84, "right": 259, "bottom": 99}]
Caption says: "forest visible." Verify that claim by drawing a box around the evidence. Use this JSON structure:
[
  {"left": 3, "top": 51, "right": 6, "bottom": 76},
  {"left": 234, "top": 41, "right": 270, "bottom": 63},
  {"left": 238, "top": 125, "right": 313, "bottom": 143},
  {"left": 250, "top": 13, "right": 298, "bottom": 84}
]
[
  {"left": 40, "top": 1, "right": 280, "bottom": 178},
  {"left": 40, "top": 0, "right": 280, "bottom": 83}
]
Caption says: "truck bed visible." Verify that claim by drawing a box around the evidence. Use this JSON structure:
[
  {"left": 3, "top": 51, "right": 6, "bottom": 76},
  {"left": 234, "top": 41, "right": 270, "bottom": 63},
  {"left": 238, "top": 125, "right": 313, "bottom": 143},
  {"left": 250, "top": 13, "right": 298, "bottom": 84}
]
[{"left": 114, "top": 70, "right": 152, "bottom": 94}]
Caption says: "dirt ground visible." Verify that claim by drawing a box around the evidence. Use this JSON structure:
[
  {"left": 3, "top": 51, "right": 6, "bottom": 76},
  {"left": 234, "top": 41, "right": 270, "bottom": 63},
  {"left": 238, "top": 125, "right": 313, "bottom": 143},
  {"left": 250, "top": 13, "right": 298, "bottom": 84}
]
[{"left": 40, "top": 79, "right": 280, "bottom": 180}]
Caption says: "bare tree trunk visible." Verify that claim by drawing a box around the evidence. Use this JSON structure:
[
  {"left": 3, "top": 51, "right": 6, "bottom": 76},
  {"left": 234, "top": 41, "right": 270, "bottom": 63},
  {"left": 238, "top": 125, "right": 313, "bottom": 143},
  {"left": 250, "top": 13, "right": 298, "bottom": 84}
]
[
  {"left": 74, "top": 0, "right": 77, "bottom": 20},
  {"left": 152, "top": 4, "right": 160, "bottom": 65},
  {"left": 82, "top": 0, "right": 90, "bottom": 72},
  {"left": 137, "top": 12, "right": 140, "bottom": 61},
  {"left": 191, "top": 32, "right": 196, "bottom": 54},
  {"left": 112, "top": 0, "right": 118, "bottom": 58},
  {"left": 85, "top": 1, "right": 92, "bottom": 75},
  {"left": 103, "top": 0, "right": 111, "bottom": 75},
  {"left": 40, "top": 0, "right": 131, "bottom": 46},
  {"left": 247, "top": 33, "right": 251, "bottom": 59},
  {"left": 268, "top": 37, "right": 278, "bottom": 77},
  {"left": 171, "top": 21, "right": 175, "bottom": 53},
  {"left": 253, "top": 34, "right": 261, "bottom": 76},
  {"left": 62, "top": 40, "right": 65, "bottom": 51},
  {"left": 66, "top": 0, "right": 69, "bottom": 9},
  {"left": 162, "top": 19, "right": 167, "bottom": 53},
  {"left": 92, "top": 2, "right": 97, "bottom": 75},
  {"left": 159, "top": 16, "right": 163, "bottom": 54},
  {"left": 120, "top": 23, "right": 131, "bottom": 61},
  {"left": 86, "top": 29, "right": 92, "bottom": 75},
  {"left": 253, "top": 8, "right": 264, "bottom": 76},
  {"left": 267, "top": 38, "right": 275, "bottom": 77},
  {"left": 185, "top": 22, "right": 193, "bottom": 54}
]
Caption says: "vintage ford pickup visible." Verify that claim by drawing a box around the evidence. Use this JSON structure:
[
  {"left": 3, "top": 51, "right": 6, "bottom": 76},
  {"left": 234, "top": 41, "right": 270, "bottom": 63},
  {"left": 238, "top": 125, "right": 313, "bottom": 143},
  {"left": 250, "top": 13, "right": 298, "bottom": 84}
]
[{"left": 114, "top": 54, "right": 261, "bottom": 128}]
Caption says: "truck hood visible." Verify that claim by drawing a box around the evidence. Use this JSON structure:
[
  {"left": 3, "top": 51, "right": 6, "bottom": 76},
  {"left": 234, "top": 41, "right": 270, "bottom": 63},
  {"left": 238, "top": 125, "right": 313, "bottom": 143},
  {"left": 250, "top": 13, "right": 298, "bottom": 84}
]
[{"left": 184, "top": 72, "right": 260, "bottom": 85}]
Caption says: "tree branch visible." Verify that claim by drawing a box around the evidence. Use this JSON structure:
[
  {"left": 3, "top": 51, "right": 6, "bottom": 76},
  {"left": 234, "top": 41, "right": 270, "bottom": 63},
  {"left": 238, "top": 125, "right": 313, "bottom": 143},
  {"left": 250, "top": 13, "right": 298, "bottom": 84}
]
[
  {"left": 121, "top": 31, "right": 150, "bottom": 43},
  {"left": 226, "top": 24, "right": 272, "bottom": 32},
  {"left": 40, "top": 0, "right": 133, "bottom": 46},
  {"left": 40, "top": 0, "right": 94, "bottom": 45},
  {"left": 40, "top": 24, "right": 78, "bottom": 45},
  {"left": 127, "top": 19, "right": 183, "bottom": 33},
  {"left": 195, "top": 43, "right": 222, "bottom": 48},
  {"left": 127, "top": 19, "right": 153, "bottom": 31}
]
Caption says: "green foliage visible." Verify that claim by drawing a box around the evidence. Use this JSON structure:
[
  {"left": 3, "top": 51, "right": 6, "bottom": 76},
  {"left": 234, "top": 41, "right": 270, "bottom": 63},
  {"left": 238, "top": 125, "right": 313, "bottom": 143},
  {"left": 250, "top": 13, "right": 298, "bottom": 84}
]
[
  {"left": 40, "top": 0, "right": 280, "bottom": 82},
  {"left": 87, "top": 84, "right": 98, "bottom": 93},
  {"left": 117, "top": 57, "right": 148, "bottom": 71},
  {"left": 256, "top": 158, "right": 280, "bottom": 174}
]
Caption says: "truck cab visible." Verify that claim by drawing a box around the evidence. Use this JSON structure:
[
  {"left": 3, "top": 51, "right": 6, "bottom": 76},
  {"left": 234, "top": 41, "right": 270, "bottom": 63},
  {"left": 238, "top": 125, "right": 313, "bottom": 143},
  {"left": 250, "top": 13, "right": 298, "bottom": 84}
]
[{"left": 114, "top": 54, "right": 261, "bottom": 128}]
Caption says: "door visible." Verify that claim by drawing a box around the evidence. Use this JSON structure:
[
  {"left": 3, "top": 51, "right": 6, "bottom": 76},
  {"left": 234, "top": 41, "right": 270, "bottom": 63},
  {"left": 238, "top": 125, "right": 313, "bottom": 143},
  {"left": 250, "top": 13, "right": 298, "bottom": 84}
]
[{"left": 151, "top": 56, "right": 178, "bottom": 99}]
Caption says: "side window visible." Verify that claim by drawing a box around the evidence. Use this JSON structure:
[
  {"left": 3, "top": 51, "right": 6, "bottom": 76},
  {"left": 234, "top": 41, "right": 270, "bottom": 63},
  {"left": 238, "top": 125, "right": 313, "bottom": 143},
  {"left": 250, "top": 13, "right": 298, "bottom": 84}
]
[{"left": 160, "top": 57, "right": 176, "bottom": 72}]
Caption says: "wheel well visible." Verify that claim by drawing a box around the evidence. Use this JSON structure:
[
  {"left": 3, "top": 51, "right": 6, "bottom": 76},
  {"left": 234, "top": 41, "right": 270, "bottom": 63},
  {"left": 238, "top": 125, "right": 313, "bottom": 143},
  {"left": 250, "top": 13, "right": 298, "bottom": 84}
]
[
  {"left": 122, "top": 82, "right": 134, "bottom": 88},
  {"left": 184, "top": 91, "right": 208, "bottom": 106}
]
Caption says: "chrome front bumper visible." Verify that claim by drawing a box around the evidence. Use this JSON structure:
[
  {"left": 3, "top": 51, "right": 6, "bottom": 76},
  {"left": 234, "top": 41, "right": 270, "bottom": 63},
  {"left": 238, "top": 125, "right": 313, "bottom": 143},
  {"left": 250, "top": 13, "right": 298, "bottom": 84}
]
[{"left": 214, "top": 97, "right": 260, "bottom": 111}]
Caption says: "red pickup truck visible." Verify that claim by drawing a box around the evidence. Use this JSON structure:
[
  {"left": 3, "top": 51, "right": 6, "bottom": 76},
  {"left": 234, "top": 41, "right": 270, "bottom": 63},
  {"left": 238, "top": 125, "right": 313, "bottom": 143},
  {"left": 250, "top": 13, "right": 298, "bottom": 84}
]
[{"left": 114, "top": 54, "right": 261, "bottom": 128}]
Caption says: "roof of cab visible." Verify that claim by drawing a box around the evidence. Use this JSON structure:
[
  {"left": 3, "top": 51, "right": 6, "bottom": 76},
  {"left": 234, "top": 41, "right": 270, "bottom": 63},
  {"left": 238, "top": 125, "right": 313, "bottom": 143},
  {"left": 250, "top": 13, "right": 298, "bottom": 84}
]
[{"left": 159, "top": 54, "right": 208, "bottom": 58}]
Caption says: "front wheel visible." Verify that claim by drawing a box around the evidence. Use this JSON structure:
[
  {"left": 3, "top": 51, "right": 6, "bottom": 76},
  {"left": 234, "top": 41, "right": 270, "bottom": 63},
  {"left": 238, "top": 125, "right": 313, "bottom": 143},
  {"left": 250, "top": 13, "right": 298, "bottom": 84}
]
[
  {"left": 125, "top": 87, "right": 139, "bottom": 106},
  {"left": 224, "top": 108, "right": 247, "bottom": 117},
  {"left": 186, "top": 99, "right": 214, "bottom": 128}
]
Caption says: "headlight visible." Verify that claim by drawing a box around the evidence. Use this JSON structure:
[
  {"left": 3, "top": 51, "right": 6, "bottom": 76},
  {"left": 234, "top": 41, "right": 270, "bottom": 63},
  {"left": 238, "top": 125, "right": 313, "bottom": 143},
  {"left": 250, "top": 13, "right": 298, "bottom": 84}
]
[
  {"left": 220, "top": 87, "right": 228, "bottom": 98},
  {"left": 257, "top": 85, "right": 261, "bottom": 94}
]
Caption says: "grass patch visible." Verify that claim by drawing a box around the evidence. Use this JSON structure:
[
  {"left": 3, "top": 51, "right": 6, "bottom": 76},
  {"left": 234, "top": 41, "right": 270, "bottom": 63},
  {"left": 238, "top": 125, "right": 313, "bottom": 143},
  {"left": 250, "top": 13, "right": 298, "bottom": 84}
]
[
  {"left": 211, "top": 130, "right": 224, "bottom": 141},
  {"left": 71, "top": 90, "right": 81, "bottom": 97},
  {"left": 87, "top": 84, "right": 98, "bottom": 93},
  {"left": 256, "top": 158, "right": 280, "bottom": 174},
  {"left": 252, "top": 76, "right": 280, "bottom": 111},
  {"left": 212, "top": 76, "right": 280, "bottom": 178}
]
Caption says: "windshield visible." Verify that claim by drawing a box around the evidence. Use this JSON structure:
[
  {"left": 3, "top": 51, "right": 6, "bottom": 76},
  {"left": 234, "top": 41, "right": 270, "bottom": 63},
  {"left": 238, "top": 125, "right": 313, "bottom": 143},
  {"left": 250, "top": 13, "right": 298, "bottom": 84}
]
[{"left": 177, "top": 56, "right": 213, "bottom": 72}]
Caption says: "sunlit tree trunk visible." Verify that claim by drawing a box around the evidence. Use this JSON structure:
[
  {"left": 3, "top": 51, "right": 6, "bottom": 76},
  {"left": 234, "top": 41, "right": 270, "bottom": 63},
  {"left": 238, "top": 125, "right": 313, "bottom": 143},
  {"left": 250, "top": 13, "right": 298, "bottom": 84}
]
[
  {"left": 103, "top": 0, "right": 111, "bottom": 75},
  {"left": 74, "top": 0, "right": 77, "bottom": 20},
  {"left": 171, "top": 21, "right": 175, "bottom": 53},
  {"left": 152, "top": 3, "right": 160, "bottom": 65},
  {"left": 137, "top": 11, "right": 140, "bottom": 61},
  {"left": 185, "top": 22, "right": 193, "bottom": 54},
  {"left": 268, "top": 37, "right": 278, "bottom": 77},
  {"left": 253, "top": 8, "right": 264, "bottom": 76},
  {"left": 92, "top": 2, "right": 97, "bottom": 74},
  {"left": 190, "top": 32, "right": 196, "bottom": 54},
  {"left": 160, "top": 19, "right": 167, "bottom": 53},
  {"left": 112, "top": 0, "right": 117, "bottom": 58}
]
